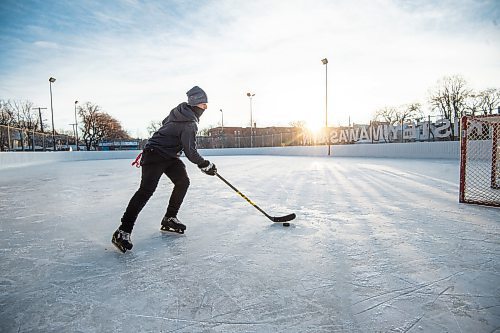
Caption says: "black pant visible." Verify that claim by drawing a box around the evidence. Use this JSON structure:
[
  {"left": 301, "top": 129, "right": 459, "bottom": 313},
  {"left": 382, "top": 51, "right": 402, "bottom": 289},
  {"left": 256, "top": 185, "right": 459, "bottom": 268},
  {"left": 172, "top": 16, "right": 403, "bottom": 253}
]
[{"left": 120, "top": 152, "right": 190, "bottom": 233}]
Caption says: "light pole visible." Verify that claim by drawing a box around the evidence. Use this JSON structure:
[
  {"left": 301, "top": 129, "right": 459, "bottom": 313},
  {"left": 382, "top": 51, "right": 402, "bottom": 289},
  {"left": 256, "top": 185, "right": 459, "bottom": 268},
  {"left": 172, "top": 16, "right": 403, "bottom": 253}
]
[
  {"left": 321, "top": 58, "right": 330, "bottom": 156},
  {"left": 246, "top": 92, "right": 255, "bottom": 148},
  {"left": 74, "top": 100, "right": 79, "bottom": 150},
  {"left": 220, "top": 108, "right": 224, "bottom": 148},
  {"left": 69, "top": 123, "right": 76, "bottom": 149},
  {"left": 220, "top": 108, "right": 224, "bottom": 131},
  {"left": 49, "top": 77, "right": 56, "bottom": 151}
]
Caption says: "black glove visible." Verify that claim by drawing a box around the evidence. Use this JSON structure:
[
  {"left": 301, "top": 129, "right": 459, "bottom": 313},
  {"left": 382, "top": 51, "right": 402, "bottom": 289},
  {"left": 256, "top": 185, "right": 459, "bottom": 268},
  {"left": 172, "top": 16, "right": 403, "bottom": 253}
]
[{"left": 199, "top": 161, "right": 217, "bottom": 176}]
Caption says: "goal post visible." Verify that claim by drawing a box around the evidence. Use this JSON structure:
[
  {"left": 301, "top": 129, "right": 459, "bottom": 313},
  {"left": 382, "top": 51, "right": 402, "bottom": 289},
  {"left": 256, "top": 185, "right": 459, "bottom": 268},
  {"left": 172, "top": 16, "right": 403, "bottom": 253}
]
[
  {"left": 492, "top": 123, "right": 499, "bottom": 190},
  {"left": 459, "top": 114, "right": 500, "bottom": 207}
]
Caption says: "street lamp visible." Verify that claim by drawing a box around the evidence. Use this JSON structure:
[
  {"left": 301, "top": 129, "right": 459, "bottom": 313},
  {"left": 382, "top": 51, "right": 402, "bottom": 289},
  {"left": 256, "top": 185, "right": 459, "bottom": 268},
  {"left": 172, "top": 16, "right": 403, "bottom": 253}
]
[
  {"left": 69, "top": 123, "right": 76, "bottom": 149},
  {"left": 74, "top": 100, "right": 79, "bottom": 151},
  {"left": 49, "top": 77, "right": 56, "bottom": 151},
  {"left": 246, "top": 92, "right": 255, "bottom": 148},
  {"left": 321, "top": 58, "right": 330, "bottom": 156}
]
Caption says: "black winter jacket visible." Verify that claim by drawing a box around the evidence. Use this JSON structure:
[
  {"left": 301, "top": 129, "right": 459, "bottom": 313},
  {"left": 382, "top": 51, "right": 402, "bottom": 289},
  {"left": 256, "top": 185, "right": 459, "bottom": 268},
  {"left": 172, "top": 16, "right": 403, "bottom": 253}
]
[{"left": 145, "top": 102, "right": 207, "bottom": 167}]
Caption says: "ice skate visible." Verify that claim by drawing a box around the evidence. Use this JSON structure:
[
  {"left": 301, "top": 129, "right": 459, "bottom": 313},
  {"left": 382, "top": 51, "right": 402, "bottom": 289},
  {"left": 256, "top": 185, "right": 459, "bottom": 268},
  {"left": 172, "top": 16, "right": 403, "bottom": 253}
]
[
  {"left": 112, "top": 229, "right": 133, "bottom": 253},
  {"left": 160, "top": 217, "right": 186, "bottom": 234}
]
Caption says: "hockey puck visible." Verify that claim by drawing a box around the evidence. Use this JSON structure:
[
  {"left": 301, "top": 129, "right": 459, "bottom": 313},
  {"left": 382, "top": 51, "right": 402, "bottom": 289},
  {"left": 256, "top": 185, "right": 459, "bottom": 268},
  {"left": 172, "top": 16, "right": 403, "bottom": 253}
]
[{"left": 283, "top": 222, "right": 290, "bottom": 227}]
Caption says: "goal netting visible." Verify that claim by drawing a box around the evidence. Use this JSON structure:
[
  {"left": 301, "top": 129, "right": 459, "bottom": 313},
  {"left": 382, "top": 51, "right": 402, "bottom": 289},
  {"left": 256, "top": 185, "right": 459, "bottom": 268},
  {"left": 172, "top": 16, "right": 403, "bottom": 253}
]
[{"left": 459, "top": 115, "right": 500, "bottom": 207}]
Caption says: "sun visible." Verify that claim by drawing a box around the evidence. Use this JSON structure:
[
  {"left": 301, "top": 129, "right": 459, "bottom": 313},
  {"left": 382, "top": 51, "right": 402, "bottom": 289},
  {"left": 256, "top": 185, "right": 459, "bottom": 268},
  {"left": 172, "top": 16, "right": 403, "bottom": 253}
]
[{"left": 305, "top": 121, "right": 324, "bottom": 136}]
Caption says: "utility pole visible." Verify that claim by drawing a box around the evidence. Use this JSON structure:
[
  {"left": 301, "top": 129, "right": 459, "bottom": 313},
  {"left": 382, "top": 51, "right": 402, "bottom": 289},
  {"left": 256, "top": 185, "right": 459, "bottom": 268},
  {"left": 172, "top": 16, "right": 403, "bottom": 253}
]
[
  {"left": 32, "top": 107, "right": 47, "bottom": 133},
  {"left": 32, "top": 107, "right": 47, "bottom": 151},
  {"left": 74, "top": 101, "right": 79, "bottom": 150}
]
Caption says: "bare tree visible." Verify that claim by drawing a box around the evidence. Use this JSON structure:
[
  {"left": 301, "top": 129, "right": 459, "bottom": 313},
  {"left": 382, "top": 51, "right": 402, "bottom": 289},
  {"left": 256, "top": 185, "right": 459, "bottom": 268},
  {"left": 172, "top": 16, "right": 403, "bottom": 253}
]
[
  {"left": 98, "top": 112, "right": 130, "bottom": 140},
  {"left": 0, "top": 100, "right": 15, "bottom": 151},
  {"left": 289, "top": 120, "right": 307, "bottom": 128},
  {"left": 398, "top": 103, "right": 424, "bottom": 123},
  {"left": 464, "top": 93, "right": 483, "bottom": 116},
  {"left": 373, "top": 106, "right": 399, "bottom": 124},
  {"left": 429, "top": 75, "right": 470, "bottom": 138},
  {"left": 198, "top": 126, "right": 212, "bottom": 137},
  {"left": 371, "top": 104, "right": 423, "bottom": 142},
  {"left": 22, "top": 102, "right": 39, "bottom": 150},
  {"left": 78, "top": 102, "right": 102, "bottom": 150},
  {"left": 8, "top": 99, "right": 35, "bottom": 150},
  {"left": 289, "top": 120, "right": 308, "bottom": 136},
  {"left": 0, "top": 99, "right": 14, "bottom": 125},
  {"left": 288, "top": 120, "right": 309, "bottom": 144},
  {"left": 146, "top": 120, "right": 162, "bottom": 137},
  {"left": 78, "top": 102, "right": 130, "bottom": 150},
  {"left": 464, "top": 88, "right": 500, "bottom": 116},
  {"left": 478, "top": 88, "right": 500, "bottom": 115}
]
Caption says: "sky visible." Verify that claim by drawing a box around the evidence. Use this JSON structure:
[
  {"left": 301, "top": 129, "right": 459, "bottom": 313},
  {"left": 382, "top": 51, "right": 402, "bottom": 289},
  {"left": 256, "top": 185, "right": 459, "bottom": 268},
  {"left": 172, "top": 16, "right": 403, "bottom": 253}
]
[{"left": 0, "top": 0, "right": 499, "bottom": 138}]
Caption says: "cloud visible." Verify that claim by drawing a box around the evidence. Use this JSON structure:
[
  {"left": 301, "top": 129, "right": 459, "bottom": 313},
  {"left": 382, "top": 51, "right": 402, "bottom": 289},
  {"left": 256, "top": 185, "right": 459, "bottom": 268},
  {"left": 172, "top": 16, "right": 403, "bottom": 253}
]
[
  {"left": 1, "top": 0, "right": 499, "bottom": 137},
  {"left": 33, "top": 41, "right": 60, "bottom": 49}
]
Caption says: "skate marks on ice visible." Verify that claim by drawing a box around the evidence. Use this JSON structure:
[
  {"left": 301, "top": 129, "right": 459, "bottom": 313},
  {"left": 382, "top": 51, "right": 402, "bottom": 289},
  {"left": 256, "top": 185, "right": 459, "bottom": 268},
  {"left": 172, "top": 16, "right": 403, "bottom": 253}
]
[
  {"left": 352, "top": 272, "right": 463, "bottom": 330},
  {"left": 352, "top": 270, "right": 500, "bottom": 332},
  {"left": 1, "top": 157, "right": 500, "bottom": 332},
  {"left": 97, "top": 240, "right": 355, "bottom": 331},
  {"left": 117, "top": 213, "right": 357, "bottom": 332},
  {"left": 277, "top": 158, "right": 500, "bottom": 332},
  {"left": 230, "top": 157, "right": 498, "bottom": 331}
]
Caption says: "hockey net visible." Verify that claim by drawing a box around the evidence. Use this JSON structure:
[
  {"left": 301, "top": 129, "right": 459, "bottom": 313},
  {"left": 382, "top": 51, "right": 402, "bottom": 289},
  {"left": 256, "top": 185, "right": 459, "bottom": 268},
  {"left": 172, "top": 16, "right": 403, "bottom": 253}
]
[{"left": 459, "top": 115, "right": 500, "bottom": 207}]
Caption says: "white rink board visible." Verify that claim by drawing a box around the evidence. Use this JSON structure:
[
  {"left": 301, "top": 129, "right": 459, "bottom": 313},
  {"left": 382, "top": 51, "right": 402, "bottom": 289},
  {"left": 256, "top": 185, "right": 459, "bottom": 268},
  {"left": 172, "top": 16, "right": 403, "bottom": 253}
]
[{"left": 0, "top": 141, "right": 460, "bottom": 170}]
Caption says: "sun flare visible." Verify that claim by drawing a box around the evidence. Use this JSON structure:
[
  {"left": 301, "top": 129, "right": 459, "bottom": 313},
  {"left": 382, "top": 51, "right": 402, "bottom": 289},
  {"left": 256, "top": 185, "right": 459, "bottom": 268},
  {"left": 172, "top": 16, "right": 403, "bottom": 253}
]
[{"left": 305, "top": 121, "right": 325, "bottom": 136}]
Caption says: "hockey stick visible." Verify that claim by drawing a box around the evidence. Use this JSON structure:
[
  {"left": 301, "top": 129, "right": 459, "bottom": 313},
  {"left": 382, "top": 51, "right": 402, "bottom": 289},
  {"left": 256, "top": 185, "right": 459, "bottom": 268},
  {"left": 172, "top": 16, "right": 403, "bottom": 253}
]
[{"left": 216, "top": 173, "right": 296, "bottom": 223}]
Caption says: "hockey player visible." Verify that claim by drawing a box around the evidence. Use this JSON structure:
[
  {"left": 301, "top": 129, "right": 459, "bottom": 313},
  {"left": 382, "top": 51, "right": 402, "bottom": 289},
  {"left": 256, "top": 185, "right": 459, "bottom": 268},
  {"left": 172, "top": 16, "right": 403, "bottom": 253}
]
[{"left": 112, "top": 86, "right": 217, "bottom": 253}]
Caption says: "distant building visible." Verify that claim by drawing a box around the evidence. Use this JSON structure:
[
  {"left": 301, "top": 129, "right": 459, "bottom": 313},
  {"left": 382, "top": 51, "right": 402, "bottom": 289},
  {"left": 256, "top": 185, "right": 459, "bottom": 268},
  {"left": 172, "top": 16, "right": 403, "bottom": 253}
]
[{"left": 199, "top": 126, "right": 304, "bottom": 148}]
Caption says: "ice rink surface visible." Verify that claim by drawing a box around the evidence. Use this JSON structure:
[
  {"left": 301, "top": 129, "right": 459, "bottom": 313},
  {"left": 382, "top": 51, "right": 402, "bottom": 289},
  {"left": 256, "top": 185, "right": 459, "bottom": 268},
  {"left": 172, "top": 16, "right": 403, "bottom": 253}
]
[{"left": 0, "top": 155, "right": 499, "bottom": 332}]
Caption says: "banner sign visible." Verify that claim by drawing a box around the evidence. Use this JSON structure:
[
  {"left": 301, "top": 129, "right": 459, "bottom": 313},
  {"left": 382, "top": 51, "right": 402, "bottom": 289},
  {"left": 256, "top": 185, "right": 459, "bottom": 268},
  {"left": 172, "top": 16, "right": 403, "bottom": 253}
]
[{"left": 308, "top": 118, "right": 461, "bottom": 144}]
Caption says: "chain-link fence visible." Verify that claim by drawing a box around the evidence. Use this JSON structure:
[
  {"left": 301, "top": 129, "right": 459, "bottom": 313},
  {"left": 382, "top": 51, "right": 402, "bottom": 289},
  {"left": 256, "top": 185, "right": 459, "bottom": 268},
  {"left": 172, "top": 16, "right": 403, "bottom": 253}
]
[
  {"left": 0, "top": 124, "right": 143, "bottom": 151},
  {"left": 4, "top": 112, "right": 498, "bottom": 153},
  {"left": 0, "top": 124, "right": 76, "bottom": 151},
  {"left": 196, "top": 132, "right": 309, "bottom": 149}
]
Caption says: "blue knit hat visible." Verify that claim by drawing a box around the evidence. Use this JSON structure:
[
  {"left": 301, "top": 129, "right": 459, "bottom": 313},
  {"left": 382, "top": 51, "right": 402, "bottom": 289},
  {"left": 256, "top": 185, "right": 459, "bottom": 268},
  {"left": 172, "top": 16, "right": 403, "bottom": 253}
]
[{"left": 186, "top": 86, "right": 208, "bottom": 105}]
